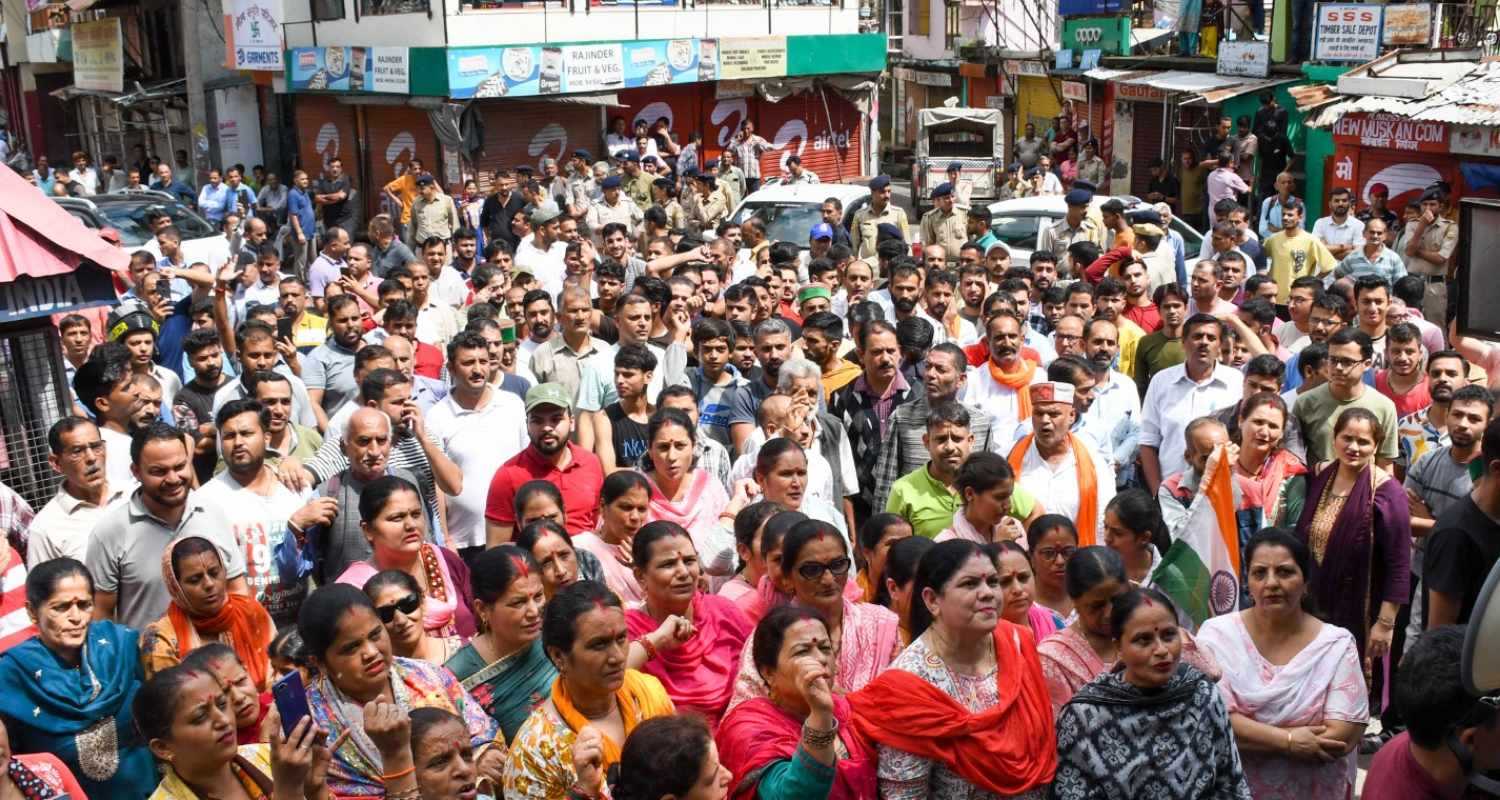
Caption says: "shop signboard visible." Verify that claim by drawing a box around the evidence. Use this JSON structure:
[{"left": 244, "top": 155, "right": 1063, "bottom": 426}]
[
  {"left": 1058, "top": 0, "right": 1125, "bottom": 15},
  {"left": 1453, "top": 126, "right": 1500, "bottom": 159},
  {"left": 1062, "top": 81, "right": 1087, "bottom": 102},
  {"left": 1313, "top": 3, "right": 1382, "bottom": 62},
  {"left": 448, "top": 39, "right": 709, "bottom": 99},
  {"left": 1332, "top": 112, "right": 1447, "bottom": 153},
  {"left": 1217, "top": 40, "right": 1269, "bottom": 78},
  {"left": 227, "top": 0, "right": 283, "bottom": 71},
  {"left": 289, "top": 47, "right": 407, "bottom": 93},
  {"left": 71, "top": 18, "right": 122, "bottom": 92},
  {"left": 1381, "top": 3, "right": 1432, "bottom": 46},
  {"left": 718, "top": 37, "right": 786, "bottom": 80},
  {"left": 1062, "top": 16, "right": 1132, "bottom": 56},
  {"left": 1115, "top": 82, "right": 1166, "bottom": 103},
  {"left": 0, "top": 264, "right": 118, "bottom": 324}
]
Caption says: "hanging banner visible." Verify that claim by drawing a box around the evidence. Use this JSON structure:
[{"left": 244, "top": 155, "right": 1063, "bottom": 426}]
[
  {"left": 1217, "top": 40, "right": 1269, "bottom": 77},
  {"left": 1454, "top": 126, "right": 1500, "bottom": 159},
  {"left": 71, "top": 18, "right": 122, "bottom": 92},
  {"left": 227, "top": 0, "right": 283, "bottom": 71},
  {"left": 214, "top": 84, "right": 265, "bottom": 172},
  {"left": 1313, "top": 3, "right": 1383, "bottom": 62},
  {"left": 718, "top": 37, "right": 787, "bottom": 80},
  {"left": 288, "top": 47, "right": 408, "bottom": 94},
  {"left": 623, "top": 39, "right": 711, "bottom": 86}
]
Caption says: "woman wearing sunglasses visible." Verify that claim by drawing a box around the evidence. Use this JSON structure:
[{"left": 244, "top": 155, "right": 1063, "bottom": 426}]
[
  {"left": 337, "top": 476, "right": 478, "bottom": 640},
  {"left": 728, "top": 520, "right": 901, "bottom": 712},
  {"left": 364, "top": 570, "right": 462, "bottom": 666},
  {"left": 624, "top": 521, "right": 752, "bottom": 729}
]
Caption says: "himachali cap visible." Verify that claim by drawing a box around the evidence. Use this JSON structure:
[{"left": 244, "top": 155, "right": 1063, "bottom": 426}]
[
  {"left": 1064, "top": 188, "right": 1092, "bottom": 206},
  {"left": 868, "top": 175, "right": 892, "bottom": 190},
  {"left": 932, "top": 182, "right": 954, "bottom": 199},
  {"left": 498, "top": 324, "right": 517, "bottom": 343},
  {"left": 601, "top": 175, "right": 623, "bottom": 190},
  {"left": 810, "top": 222, "right": 835, "bottom": 240},
  {"left": 1029, "top": 381, "right": 1075, "bottom": 406},
  {"left": 798, "top": 285, "right": 832, "bottom": 304},
  {"left": 525, "top": 382, "right": 573, "bottom": 413}
]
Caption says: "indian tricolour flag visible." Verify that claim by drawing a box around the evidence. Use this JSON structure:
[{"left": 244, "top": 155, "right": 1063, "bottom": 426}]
[{"left": 1151, "top": 447, "right": 1241, "bottom": 630}]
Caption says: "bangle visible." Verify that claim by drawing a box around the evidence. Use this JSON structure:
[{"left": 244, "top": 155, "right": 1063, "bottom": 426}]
[
  {"left": 802, "top": 717, "right": 838, "bottom": 749},
  {"left": 638, "top": 636, "right": 659, "bottom": 661},
  {"left": 1376, "top": 617, "right": 1396, "bottom": 628},
  {"left": 380, "top": 765, "right": 415, "bottom": 781},
  {"left": 1286, "top": 731, "right": 1293, "bottom": 753}
]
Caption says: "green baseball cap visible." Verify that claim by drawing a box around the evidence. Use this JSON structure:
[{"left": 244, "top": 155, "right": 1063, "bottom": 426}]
[
  {"left": 797, "top": 285, "right": 832, "bottom": 305},
  {"left": 525, "top": 382, "right": 573, "bottom": 413}
]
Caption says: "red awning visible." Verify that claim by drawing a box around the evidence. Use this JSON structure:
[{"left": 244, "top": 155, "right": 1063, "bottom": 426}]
[{"left": 0, "top": 166, "right": 129, "bottom": 283}]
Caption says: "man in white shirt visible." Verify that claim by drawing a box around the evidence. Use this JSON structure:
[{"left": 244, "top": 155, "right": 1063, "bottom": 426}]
[
  {"left": 1009, "top": 381, "right": 1115, "bottom": 534},
  {"left": 963, "top": 312, "right": 1045, "bottom": 436},
  {"left": 425, "top": 331, "right": 527, "bottom": 560},
  {"left": 1311, "top": 187, "right": 1366, "bottom": 262},
  {"left": 1140, "top": 312, "right": 1244, "bottom": 493},
  {"left": 1083, "top": 318, "right": 1142, "bottom": 481},
  {"left": 29, "top": 418, "right": 127, "bottom": 567},
  {"left": 71, "top": 350, "right": 140, "bottom": 492},
  {"left": 515, "top": 202, "right": 568, "bottom": 295}
]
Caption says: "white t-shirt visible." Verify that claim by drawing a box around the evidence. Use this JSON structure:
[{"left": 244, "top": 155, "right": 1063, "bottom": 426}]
[
  {"left": 195, "top": 470, "right": 314, "bottom": 625},
  {"left": 424, "top": 389, "right": 527, "bottom": 549},
  {"left": 101, "top": 426, "right": 137, "bottom": 492},
  {"left": 515, "top": 237, "right": 568, "bottom": 296}
]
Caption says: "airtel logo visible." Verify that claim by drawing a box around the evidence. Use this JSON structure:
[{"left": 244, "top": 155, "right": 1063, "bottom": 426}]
[
  {"left": 711, "top": 99, "right": 748, "bottom": 149},
  {"left": 314, "top": 123, "right": 339, "bottom": 173},
  {"left": 528, "top": 123, "right": 568, "bottom": 170},
  {"left": 386, "top": 131, "right": 417, "bottom": 176}
]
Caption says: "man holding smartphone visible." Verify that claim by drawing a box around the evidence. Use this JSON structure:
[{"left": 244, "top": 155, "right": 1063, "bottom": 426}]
[{"left": 306, "top": 226, "right": 350, "bottom": 313}]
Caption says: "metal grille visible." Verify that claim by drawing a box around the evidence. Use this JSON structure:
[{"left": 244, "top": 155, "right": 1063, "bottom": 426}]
[{"left": 0, "top": 321, "right": 69, "bottom": 510}]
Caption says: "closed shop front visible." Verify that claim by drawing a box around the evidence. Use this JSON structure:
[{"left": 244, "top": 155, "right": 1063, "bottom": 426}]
[
  {"left": 1126, "top": 98, "right": 1166, "bottom": 197},
  {"left": 1015, "top": 75, "right": 1062, "bottom": 135},
  {"left": 363, "top": 105, "right": 440, "bottom": 221},
  {"left": 293, "top": 95, "right": 358, "bottom": 186},
  {"left": 472, "top": 100, "right": 604, "bottom": 187}
]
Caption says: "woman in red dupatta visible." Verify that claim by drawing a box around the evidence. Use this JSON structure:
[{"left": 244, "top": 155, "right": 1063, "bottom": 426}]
[
  {"left": 717, "top": 606, "right": 876, "bottom": 800},
  {"left": 849, "top": 540, "right": 1055, "bottom": 799},
  {"left": 624, "top": 521, "right": 752, "bottom": 729}
]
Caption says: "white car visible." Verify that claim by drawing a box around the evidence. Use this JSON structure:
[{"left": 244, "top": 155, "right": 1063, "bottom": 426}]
[
  {"left": 985, "top": 195, "right": 1204, "bottom": 265},
  {"left": 729, "top": 182, "right": 871, "bottom": 249}
]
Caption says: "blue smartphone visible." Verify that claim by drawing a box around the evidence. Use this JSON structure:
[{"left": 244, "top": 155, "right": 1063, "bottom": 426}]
[{"left": 273, "top": 671, "right": 310, "bottom": 737}]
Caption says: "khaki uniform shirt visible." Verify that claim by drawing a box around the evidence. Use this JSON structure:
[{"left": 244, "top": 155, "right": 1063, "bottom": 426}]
[
  {"left": 1037, "top": 216, "right": 1105, "bottom": 261},
  {"left": 919, "top": 207, "right": 968, "bottom": 261},
  {"left": 626, "top": 172, "right": 655, "bottom": 211},
  {"left": 409, "top": 193, "right": 460, "bottom": 245},
  {"left": 567, "top": 175, "right": 596, "bottom": 217},
  {"left": 1401, "top": 217, "right": 1457, "bottom": 277},
  {"left": 661, "top": 199, "right": 686, "bottom": 232},
  {"left": 587, "top": 196, "right": 643, "bottom": 240},
  {"left": 850, "top": 203, "right": 911, "bottom": 259},
  {"left": 690, "top": 189, "right": 729, "bottom": 233}
]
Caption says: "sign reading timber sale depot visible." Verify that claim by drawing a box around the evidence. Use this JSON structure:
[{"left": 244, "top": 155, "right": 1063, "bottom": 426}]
[{"left": 1312, "top": 2, "right": 1432, "bottom": 61}]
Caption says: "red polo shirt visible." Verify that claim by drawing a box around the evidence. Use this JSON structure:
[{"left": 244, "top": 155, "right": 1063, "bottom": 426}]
[{"left": 484, "top": 442, "right": 604, "bottom": 534}]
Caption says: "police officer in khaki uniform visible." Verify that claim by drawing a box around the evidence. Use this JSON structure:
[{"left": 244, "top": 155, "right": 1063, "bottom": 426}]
[
  {"left": 919, "top": 182, "right": 968, "bottom": 263},
  {"left": 945, "top": 161, "right": 973, "bottom": 211},
  {"left": 619, "top": 152, "right": 654, "bottom": 211},
  {"left": 1037, "top": 188, "right": 1105, "bottom": 262},
  {"left": 586, "top": 174, "right": 643, "bottom": 242},
  {"left": 851, "top": 175, "right": 910, "bottom": 260},
  {"left": 688, "top": 171, "right": 729, "bottom": 235},
  {"left": 1402, "top": 186, "right": 1458, "bottom": 321}
]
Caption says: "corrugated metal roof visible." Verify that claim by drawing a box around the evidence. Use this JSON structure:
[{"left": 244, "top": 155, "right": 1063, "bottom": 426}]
[
  {"left": 1314, "top": 59, "right": 1500, "bottom": 127},
  {"left": 1080, "top": 68, "right": 1295, "bottom": 104}
]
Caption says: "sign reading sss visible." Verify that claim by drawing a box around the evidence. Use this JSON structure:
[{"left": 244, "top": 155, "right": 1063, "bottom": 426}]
[
  {"left": 1333, "top": 113, "right": 1447, "bottom": 153},
  {"left": 1313, "top": 3, "right": 1382, "bottom": 62}
]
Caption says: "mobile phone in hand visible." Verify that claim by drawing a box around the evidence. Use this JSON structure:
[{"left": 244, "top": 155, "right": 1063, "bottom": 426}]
[
  {"left": 277, "top": 316, "right": 295, "bottom": 341},
  {"left": 273, "top": 671, "right": 310, "bottom": 737}
]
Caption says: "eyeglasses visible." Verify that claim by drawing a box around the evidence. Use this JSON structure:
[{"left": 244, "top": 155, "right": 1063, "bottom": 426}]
[
  {"left": 796, "top": 557, "right": 852, "bottom": 581},
  {"left": 376, "top": 593, "right": 421, "bottom": 623},
  {"left": 1035, "top": 546, "right": 1077, "bottom": 562},
  {"left": 1328, "top": 355, "right": 1367, "bottom": 371}
]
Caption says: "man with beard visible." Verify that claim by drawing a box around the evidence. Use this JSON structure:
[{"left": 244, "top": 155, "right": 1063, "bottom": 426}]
[
  {"left": 919, "top": 270, "right": 979, "bottom": 346},
  {"left": 175, "top": 329, "right": 234, "bottom": 481},
  {"left": 1374, "top": 323, "right": 1430, "bottom": 420},
  {"left": 1397, "top": 350, "right": 1469, "bottom": 471},
  {"left": 468, "top": 318, "right": 532, "bottom": 400},
  {"left": 1007, "top": 382, "right": 1114, "bottom": 540},
  {"left": 87, "top": 422, "right": 249, "bottom": 630},
  {"left": 877, "top": 261, "right": 922, "bottom": 327},
  {"left": 485, "top": 383, "right": 605, "bottom": 545},
  {"left": 274, "top": 407, "right": 422, "bottom": 584},
  {"left": 435, "top": 228, "right": 480, "bottom": 307},
  {"left": 801, "top": 312, "right": 861, "bottom": 400},
  {"left": 1090, "top": 277, "right": 1144, "bottom": 378},
  {"left": 730, "top": 318, "right": 796, "bottom": 435},
  {"left": 516, "top": 202, "right": 569, "bottom": 295},
  {"left": 247, "top": 371, "right": 324, "bottom": 472},
  {"left": 304, "top": 295, "right": 363, "bottom": 416},
  {"left": 1141, "top": 313, "right": 1244, "bottom": 493},
  {"left": 307, "top": 226, "right": 350, "bottom": 313},
  {"left": 873, "top": 342, "right": 1000, "bottom": 512},
  {"left": 850, "top": 175, "right": 909, "bottom": 260},
  {"left": 1133, "top": 283, "right": 1191, "bottom": 397},
  {"left": 519, "top": 289, "right": 557, "bottom": 364},
  {"left": 30, "top": 418, "right": 128, "bottom": 566},
  {"left": 480, "top": 169, "right": 527, "bottom": 250},
  {"left": 884, "top": 401, "right": 982, "bottom": 538},
  {"left": 427, "top": 331, "right": 528, "bottom": 562},
  {"left": 963, "top": 312, "right": 1043, "bottom": 439},
  {"left": 212, "top": 320, "right": 322, "bottom": 430},
  {"left": 278, "top": 276, "right": 327, "bottom": 354},
  {"left": 829, "top": 319, "right": 922, "bottom": 522},
  {"left": 1083, "top": 318, "right": 1142, "bottom": 483},
  {"left": 73, "top": 344, "right": 142, "bottom": 491},
  {"left": 196, "top": 399, "right": 331, "bottom": 627}
]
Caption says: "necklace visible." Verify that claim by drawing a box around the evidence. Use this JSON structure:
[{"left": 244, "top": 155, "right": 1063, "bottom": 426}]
[{"left": 418, "top": 545, "right": 448, "bottom": 601}]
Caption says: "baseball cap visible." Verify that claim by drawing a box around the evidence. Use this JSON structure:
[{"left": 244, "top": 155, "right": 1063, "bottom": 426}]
[
  {"left": 810, "top": 222, "right": 834, "bottom": 241},
  {"left": 797, "top": 285, "right": 832, "bottom": 305},
  {"left": 525, "top": 382, "right": 573, "bottom": 414},
  {"left": 530, "top": 202, "right": 563, "bottom": 225}
]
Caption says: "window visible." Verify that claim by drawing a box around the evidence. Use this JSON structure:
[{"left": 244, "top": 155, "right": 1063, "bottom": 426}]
[
  {"left": 360, "top": 0, "right": 428, "bottom": 13},
  {"left": 731, "top": 202, "right": 825, "bottom": 248},
  {"left": 990, "top": 213, "right": 1047, "bottom": 250},
  {"left": 312, "top": 0, "right": 345, "bottom": 20}
]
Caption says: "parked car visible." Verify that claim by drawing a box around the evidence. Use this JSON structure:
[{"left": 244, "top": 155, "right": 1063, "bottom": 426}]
[
  {"left": 985, "top": 195, "right": 1204, "bottom": 266},
  {"left": 53, "top": 192, "right": 229, "bottom": 269},
  {"left": 729, "top": 182, "right": 871, "bottom": 249}
]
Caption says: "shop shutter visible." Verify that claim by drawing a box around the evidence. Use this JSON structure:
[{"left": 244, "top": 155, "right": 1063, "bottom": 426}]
[
  {"left": 753, "top": 89, "right": 863, "bottom": 184},
  {"left": 472, "top": 100, "right": 603, "bottom": 191},
  {"left": 1353, "top": 147, "right": 1458, "bottom": 213},
  {"left": 1129, "top": 100, "right": 1165, "bottom": 197},
  {"left": 617, "top": 84, "right": 707, "bottom": 162},
  {"left": 293, "top": 95, "right": 358, "bottom": 182},
  {"left": 363, "top": 105, "right": 442, "bottom": 221}
]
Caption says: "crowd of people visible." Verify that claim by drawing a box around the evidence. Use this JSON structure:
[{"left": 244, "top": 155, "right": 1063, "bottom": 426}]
[{"left": 0, "top": 106, "right": 1495, "bottom": 800}]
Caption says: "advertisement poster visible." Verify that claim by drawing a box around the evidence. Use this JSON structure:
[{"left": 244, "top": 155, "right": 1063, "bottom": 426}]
[
  {"left": 623, "top": 39, "right": 708, "bottom": 87},
  {"left": 561, "top": 43, "right": 624, "bottom": 92},
  {"left": 289, "top": 47, "right": 408, "bottom": 93},
  {"left": 213, "top": 84, "right": 265, "bottom": 172},
  {"left": 1313, "top": 3, "right": 1382, "bottom": 62},
  {"left": 718, "top": 37, "right": 787, "bottom": 80},
  {"left": 1382, "top": 3, "right": 1431, "bottom": 46},
  {"left": 448, "top": 47, "right": 543, "bottom": 99},
  {"left": 228, "top": 0, "right": 283, "bottom": 71},
  {"left": 72, "top": 18, "right": 123, "bottom": 92},
  {"left": 449, "top": 39, "right": 710, "bottom": 100},
  {"left": 1333, "top": 112, "right": 1447, "bottom": 153},
  {"left": 1217, "top": 40, "right": 1270, "bottom": 77}
]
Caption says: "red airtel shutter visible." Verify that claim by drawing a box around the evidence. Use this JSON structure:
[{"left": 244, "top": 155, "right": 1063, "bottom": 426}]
[
  {"left": 293, "top": 95, "right": 357, "bottom": 181},
  {"left": 363, "top": 105, "right": 442, "bottom": 219},
  {"left": 1130, "top": 100, "right": 1165, "bottom": 197},
  {"left": 753, "top": 89, "right": 862, "bottom": 184},
  {"left": 472, "top": 100, "right": 603, "bottom": 191},
  {"left": 617, "top": 84, "right": 706, "bottom": 161}
]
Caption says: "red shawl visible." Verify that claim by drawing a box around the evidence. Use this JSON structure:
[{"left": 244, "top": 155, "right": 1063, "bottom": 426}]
[
  {"left": 847, "top": 621, "right": 1056, "bottom": 796},
  {"left": 624, "top": 592, "right": 753, "bottom": 728},
  {"left": 716, "top": 695, "right": 876, "bottom": 800}
]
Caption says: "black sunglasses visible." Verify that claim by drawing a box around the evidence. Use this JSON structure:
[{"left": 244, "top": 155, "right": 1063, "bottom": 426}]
[
  {"left": 376, "top": 593, "right": 421, "bottom": 623},
  {"left": 797, "top": 557, "right": 852, "bottom": 581}
]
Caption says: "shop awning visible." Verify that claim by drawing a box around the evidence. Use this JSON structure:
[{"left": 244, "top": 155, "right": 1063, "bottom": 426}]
[
  {"left": 1307, "top": 55, "right": 1497, "bottom": 129},
  {"left": 0, "top": 166, "right": 128, "bottom": 282},
  {"left": 1083, "top": 68, "right": 1297, "bottom": 104}
]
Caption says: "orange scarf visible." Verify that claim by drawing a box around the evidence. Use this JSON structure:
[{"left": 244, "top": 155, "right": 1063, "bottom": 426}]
[
  {"left": 166, "top": 595, "right": 274, "bottom": 691},
  {"left": 1008, "top": 433, "right": 1098, "bottom": 546},
  {"left": 987, "top": 358, "right": 1038, "bottom": 418},
  {"left": 551, "top": 669, "right": 674, "bottom": 774}
]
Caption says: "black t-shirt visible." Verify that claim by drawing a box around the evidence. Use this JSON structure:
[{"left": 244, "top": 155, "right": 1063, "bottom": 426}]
[
  {"left": 1147, "top": 174, "right": 1180, "bottom": 203},
  {"left": 1423, "top": 495, "right": 1500, "bottom": 628},
  {"left": 316, "top": 175, "right": 354, "bottom": 227},
  {"left": 175, "top": 375, "right": 229, "bottom": 483},
  {"left": 605, "top": 403, "right": 650, "bottom": 467}
]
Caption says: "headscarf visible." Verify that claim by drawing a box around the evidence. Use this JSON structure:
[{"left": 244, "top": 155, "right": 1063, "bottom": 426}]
[{"left": 162, "top": 536, "right": 274, "bottom": 690}]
